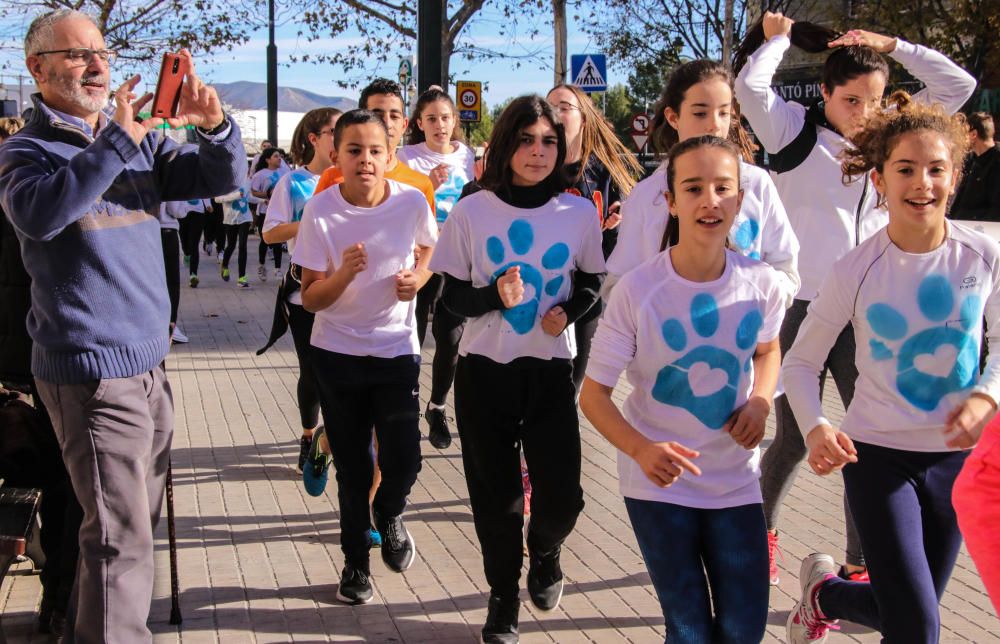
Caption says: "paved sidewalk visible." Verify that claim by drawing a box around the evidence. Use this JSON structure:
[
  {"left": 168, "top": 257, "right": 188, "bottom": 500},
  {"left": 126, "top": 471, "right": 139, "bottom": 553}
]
[{"left": 2, "top": 246, "right": 997, "bottom": 643}]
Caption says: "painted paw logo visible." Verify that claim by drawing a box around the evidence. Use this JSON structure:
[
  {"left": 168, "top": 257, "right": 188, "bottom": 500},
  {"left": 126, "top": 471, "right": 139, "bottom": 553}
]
[
  {"left": 652, "top": 293, "right": 763, "bottom": 429},
  {"left": 731, "top": 216, "right": 761, "bottom": 260},
  {"left": 866, "top": 274, "right": 982, "bottom": 411},
  {"left": 486, "top": 219, "right": 570, "bottom": 335}
]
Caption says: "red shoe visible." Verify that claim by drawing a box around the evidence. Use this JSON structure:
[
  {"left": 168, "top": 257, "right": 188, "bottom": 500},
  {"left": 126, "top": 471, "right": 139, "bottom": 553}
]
[
  {"left": 768, "top": 531, "right": 783, "bottom": 585},
  {"left": 838, "top": 565, "right": 870, "bottom": 582}
]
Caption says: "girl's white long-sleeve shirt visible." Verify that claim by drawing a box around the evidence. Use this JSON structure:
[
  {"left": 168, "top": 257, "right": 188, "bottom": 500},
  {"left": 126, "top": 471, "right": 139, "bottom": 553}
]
[
  {"left": 607, "top": 160, "right": 800, "bottom": 303},
  {"left": 783, "top": 222, "right": 1000, "bottom": 452},
  {"left": 734, "top": 35, "right": 977, "bottom": 301},
  {"left": 587, "top": 249, "right": 786, "bottom": 508}
]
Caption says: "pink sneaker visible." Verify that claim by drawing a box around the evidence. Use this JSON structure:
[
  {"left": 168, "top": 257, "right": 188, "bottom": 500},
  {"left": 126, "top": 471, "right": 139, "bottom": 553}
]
[
  {"left": 768, "top": 530, "right": 783, "bottom": 585},
  {"left": 787, "top": 553, "right": 839, "bottom": 643}
]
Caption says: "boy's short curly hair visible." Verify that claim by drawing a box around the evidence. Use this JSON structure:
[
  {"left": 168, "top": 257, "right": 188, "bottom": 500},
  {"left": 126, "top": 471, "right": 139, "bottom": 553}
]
[{"left": 841, "top": 92, "right": 969, "bottom": 206}]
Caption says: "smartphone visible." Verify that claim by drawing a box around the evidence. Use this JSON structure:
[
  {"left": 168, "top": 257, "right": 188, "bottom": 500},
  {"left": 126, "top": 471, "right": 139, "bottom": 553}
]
[{"left": 151, "top": 53, "right": 187, "bottom": 119}]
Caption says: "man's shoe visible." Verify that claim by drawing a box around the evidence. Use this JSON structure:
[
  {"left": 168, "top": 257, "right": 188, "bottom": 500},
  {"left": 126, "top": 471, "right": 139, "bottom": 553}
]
[
  {"left": 303, "top": 426, "right": 331, "bottom": 497},
  {"left": 768, "top": 530, "right": 783, "bottom": 585},
  {"left": 336, "top": 565, "right": 373, "bottom": 605},
  {"left": 375, "top": 511, "right": 416, "bottom": 572},
  {"left": 297, "top": 434, "right": 312, "bottom": 471},
  {"left": 787, "top": 553, "right": 839, "bottom": 644},
  {"left": 221, "top": 266, "right": 230, "bottom": 281},
  {"left": 482, "top": 592, "right": 519, "bottom": 643},
  {"left": 527, "top": 546, "right": 563, "bottom": 611},
  {"left": 425, "top": 404, "right": 452, "bottom": 449}
]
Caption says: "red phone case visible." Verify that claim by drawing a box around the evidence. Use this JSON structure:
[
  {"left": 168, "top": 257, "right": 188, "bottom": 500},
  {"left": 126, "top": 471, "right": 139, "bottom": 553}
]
[{"left": 151, "top": 53, "right": 187, "bottom": 119}]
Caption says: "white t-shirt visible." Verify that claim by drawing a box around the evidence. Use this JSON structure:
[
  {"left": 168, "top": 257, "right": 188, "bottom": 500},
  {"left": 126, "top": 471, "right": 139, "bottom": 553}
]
[
  {"left": 429, "top": 190, "right": 607, "bottom": 364},
  {"left": 587, "top": 250, "right": 786, "bottom": 508},
  {"left": 291, "top": 180, "right": 438, "bottom": 358},
  {"left": 783, "top": 222, "right": 1000, "bottom": 452},
  {"left": 608, "top": 161, "right": 800, "bottom": 303},
  {"left": 217, "top": 181, "right": 253, "bottom": 226},
  {"left": 398, "top": 141, "right": 477, "bottom": 226},
  {"left": 265, "top": 168, "right": 320, "bottom": 305},
  {"left": 250, "top": 167, "right": 287, "bottom": 214}
]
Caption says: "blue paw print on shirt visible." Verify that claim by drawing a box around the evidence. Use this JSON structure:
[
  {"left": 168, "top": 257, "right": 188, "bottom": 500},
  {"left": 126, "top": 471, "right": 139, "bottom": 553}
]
[
  {"left": 651, "top": 294, "right": 763, "bottom": 429},
  {"left": 866, "top": 274, "right": 981, "bottom": 411},
  {"left": 487, "top": 219, "right": 570, "bottom": 335},
  {"left": 731, "top": 217, "right": 761, "bottom": 260}
]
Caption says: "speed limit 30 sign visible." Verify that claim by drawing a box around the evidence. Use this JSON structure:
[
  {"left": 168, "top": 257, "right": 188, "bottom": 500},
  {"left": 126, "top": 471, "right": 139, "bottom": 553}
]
[{"left": 456, "top": 80, "right": 482, "bottom": 122}]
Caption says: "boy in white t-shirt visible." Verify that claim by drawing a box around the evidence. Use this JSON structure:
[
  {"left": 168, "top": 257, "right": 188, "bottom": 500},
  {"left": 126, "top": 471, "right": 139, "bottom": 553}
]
[{"left": 292, "top": 110, "right": 438, "bottom": 605}]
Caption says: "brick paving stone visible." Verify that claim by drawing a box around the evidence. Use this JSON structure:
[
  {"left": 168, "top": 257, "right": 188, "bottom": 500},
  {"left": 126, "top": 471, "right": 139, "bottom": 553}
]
[{"left": 2, "top": 243, "right": 997, "bottom": 643}]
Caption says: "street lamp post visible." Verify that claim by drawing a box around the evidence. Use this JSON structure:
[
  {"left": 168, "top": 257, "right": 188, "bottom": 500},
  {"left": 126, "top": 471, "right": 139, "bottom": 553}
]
[
  {"left": 266, "top": 0, "right": 278, "bottom": 145},
  {"left": 417, "top": 0, "right": 444, "bottom": 92}
]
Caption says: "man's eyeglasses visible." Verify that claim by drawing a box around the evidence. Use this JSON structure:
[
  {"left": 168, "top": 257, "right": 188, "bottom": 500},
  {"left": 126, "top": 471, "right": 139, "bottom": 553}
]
[{"left": 33, "top": 48, "right": 118, "bottom": 66}]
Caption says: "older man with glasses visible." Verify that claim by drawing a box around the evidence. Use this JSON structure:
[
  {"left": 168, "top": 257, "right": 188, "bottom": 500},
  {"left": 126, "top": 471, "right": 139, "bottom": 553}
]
[{"left": 0, "top": 9, "right": 244, "bottom": 642}]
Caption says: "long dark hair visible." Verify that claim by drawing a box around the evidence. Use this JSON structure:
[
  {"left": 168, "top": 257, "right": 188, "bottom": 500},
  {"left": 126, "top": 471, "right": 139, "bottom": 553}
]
[
  {"left": 660, "top": 135, "right": 742, "bottom": 250},
  {"left": 479, "top": 95, "right": 569, "bottom": 196},
  {"left": 649, "top": 59, "right": 758, "bottom": 162},
  {"left": 733, "top": 19, "right": 889, "bottom": 92},
  {"left": 404, "top": 87, "right": 466, "bottom": 145},
  {"left": 254, "top": 147, "right": 281, "bottom": 174}
]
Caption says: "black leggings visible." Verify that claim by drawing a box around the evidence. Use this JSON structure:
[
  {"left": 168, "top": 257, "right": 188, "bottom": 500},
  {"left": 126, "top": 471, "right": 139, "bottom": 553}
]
[
  {"left": 204, "top": 205, "right": 224, "bottom": 250},
  {"left": 256, "top": 213, "right": 283, "bottom": 268},
  {"left": 179, "top": 213, "right": 205, "bottom": 276},
  {"left": 287, "top": 302, "right": 321, "bottom": 430},
  {"left": 419, "top": 274, "right": 466, "bottom": 406},
  {"left": 160, "top": 228, "right": 180, "bottom": 325},
  {"left": 571, "top": 300, "right": 603, "bottom": 393},
  {"left": 223, "top": 222, "right": 250, "bottom": 278},
  {"left": 454, "top": 354, "right": 583, "bottom": 597}
]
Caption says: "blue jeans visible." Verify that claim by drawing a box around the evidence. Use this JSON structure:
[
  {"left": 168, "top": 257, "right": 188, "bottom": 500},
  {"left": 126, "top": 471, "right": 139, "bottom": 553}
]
[{"left": 625, "top": 498, "right": 768, "bottom": 643}]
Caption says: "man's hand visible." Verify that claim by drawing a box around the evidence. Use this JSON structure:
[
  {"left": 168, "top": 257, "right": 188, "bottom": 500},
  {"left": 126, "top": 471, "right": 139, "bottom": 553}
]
[
  {"left": 497, "top": 266, "right": 524, "bottom": 308},
  {"left": 805, "top": 424, "right": 857, "bottom": 475},
  {"left": 113, "top": 76, "right": 161, "bottom": 145},
  {"left": 169, "top": 50, "right": 225, "bottom": 131},
  {"left": 541, "top": 306, "right": 568, "bottom": 336},
  {"left": 396, "top": 269, "right": 420, "bottom": 301}
]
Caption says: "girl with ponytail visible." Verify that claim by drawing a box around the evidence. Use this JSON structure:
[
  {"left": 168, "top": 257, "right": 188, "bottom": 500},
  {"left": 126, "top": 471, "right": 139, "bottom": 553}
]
[{"left": 734, "top": 10, "right": 976, "bottom": 588}]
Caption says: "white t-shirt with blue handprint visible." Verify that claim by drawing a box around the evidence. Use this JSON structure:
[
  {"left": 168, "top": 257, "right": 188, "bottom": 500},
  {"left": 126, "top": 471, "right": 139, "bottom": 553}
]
[
  {"left": 265, "top": 168, "right": 320, "bottom": 305},
  {"left": 430, "top": 190, "right": 607, "bottom": 364},
  {"left": 588, "top": 249, "right": 786, "bottom": 508},
  {"left": 250, "top": 168, "right": 285, "bottom": 215},
  {"left": 608, "top": 161, "right": 800, "bottom": 304},
  {"left": 398, "top": 142, "right": 476, "bottom": 226},
  {"left": 783, "top": 222, "right": 1000, "bottom": 452}
]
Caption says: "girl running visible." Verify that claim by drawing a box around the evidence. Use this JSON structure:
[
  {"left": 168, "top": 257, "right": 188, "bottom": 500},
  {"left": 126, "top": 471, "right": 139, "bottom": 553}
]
[
  {"left": 217, "top": 181, "right": 253, "bottom": 287},
  {"left": 546, "top": 83, "right": 643, "bottom": 391},
  {"left": 250, "top": 147, "right": 287, "bottom": 281},
  {"left": 258, "top": 107, "right": 341, "bottom": 472},
  {"left": 733, "top": 11, "right": 976, "bottom": 583},
  {"left": 292, "top": 109, "right": 437, "bottom": 605},
  {"left": 429, "top": 95, "right": 606, "bottom": 643},
  {"left": 782, "top": 96, "right": 998, "bottom": 644},
  {"left": 582, "top": 135, "right": 786, "bottom": 643},
  {"left": 398, "top": 87, "right": 477, "bottom": 449},
  {"left": 607, "top": 59, "right": 799, "bottom": 307}
]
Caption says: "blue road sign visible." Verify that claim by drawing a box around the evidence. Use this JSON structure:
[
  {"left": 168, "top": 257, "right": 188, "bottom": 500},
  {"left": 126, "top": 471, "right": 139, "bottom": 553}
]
[{"left": 571, "top": 54, "right": 607, "bottom": 92}]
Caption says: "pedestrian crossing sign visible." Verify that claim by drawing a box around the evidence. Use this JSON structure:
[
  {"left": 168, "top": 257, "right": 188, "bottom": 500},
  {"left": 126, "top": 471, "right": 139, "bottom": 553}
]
[{"left": 571, "top": 54, "right": 607, "bottom": 92}]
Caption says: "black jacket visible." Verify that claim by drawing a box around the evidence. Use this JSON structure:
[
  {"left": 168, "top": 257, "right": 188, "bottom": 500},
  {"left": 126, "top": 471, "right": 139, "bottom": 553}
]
[
  {"left": 950, "top": 146, "right": 1000, "bottom": 221},
  {"left": 0, "top": 209, "right": 32, "bottom": 386}
]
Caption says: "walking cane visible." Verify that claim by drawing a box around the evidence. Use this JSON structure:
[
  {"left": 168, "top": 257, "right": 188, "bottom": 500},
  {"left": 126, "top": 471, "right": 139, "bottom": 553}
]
[{"left": 167, "top": 459, "right": 182, "bottom": 625}]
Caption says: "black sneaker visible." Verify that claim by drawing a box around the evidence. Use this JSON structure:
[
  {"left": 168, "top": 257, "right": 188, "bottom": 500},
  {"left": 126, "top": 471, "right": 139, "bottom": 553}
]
[
  {"left": 375, "top": 511, "right": 416, "bottom": 572},
  {"left": 425, "top": 404, "right": 452, "bottom": 449},
  {"left": 336, "top": 564, "right": 373, "bottom": 605},
  {"left": 527, "top": 547, "right": 564, "bottom": 611},
  {"left": 482, "top": 592, "right": 519, "bottom": 643},
  {"left": 297, "top": 434, "right": 312, "bottom": 471}
]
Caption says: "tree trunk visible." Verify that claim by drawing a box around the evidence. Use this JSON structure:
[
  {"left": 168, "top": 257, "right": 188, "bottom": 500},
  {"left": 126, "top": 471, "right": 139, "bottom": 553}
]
[
  {"left": 553, "top": 0, "right": 568, "bottom": 86},
  {"left": 722, "top": 0, "right": 735, "bottom": 67}
]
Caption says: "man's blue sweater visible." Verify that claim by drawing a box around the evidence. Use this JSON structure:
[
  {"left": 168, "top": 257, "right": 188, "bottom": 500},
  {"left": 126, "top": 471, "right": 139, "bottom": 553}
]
[{"left": 0, "top": 96, "right": 245, "bottom": 384}]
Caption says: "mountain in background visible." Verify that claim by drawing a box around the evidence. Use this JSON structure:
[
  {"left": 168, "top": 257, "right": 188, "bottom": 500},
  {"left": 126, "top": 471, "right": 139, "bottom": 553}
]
[{"left": 215, "top": 81, "right": 356, "bottom": 112}]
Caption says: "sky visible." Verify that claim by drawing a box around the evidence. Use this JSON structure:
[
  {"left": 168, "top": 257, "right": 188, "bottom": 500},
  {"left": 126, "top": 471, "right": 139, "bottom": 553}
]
[{"left": 0, "top": 5, "right": 623, "bottom": 109}]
